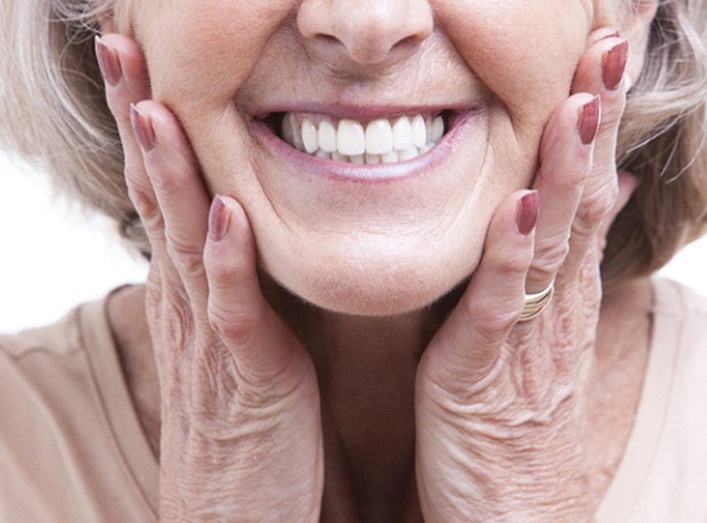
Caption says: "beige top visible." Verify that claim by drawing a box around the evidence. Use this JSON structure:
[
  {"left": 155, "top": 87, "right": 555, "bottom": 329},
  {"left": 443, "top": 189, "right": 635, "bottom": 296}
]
[{"left": 0, "top": 279, "right": 705, "bottom": 522}]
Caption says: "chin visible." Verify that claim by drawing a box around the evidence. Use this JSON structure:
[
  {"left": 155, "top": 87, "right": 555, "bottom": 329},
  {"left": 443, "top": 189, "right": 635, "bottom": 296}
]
[{"left": 262, "top": 245, "right": 478, "bottom": 317}]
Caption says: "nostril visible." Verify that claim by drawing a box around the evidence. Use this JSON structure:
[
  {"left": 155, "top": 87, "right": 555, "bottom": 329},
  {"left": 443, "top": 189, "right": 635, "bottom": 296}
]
[
  {"left": 297, "top": 0, "right": 434, "bottom": 67},
  {"left": 318, "top": 34, "right": 340, "bottom": 46},
  {"left": 393, "top": 35, "right": 422, "bottom": 51}
]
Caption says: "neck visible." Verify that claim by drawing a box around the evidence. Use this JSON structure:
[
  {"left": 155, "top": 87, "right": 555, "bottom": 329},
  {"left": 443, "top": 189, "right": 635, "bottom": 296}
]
[
  {"left": 107, "top": 276, "right": 652, "bottom": 521},
  {"left": 263, "top": 279, "right": 460, "bottom": 521}
]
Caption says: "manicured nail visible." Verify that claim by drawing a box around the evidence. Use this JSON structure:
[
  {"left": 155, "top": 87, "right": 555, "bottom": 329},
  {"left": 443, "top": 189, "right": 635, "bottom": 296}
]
[
  {"left": 209, "top": 196, "right": 230, "bottom": 242},
  {"left": 95, "top": 36, "right": 122, "bottom": 86},
  {"left": 130, "top": 104, "right": 156, "bottom": 152},
  {"left": 578, "top": 96, "right": 601, "bottom": 145},
  {"left": 602, "top": 39, "right": 629, "bottom": 91},
  {"left": 516, "top": 191, "right": 539, "bottom": 236}
]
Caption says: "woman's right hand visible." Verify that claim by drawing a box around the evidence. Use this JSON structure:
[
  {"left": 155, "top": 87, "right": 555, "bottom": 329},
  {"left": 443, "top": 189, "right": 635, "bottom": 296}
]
[{"left": 96, "top": 34, "right": 323, "bottom": 522}]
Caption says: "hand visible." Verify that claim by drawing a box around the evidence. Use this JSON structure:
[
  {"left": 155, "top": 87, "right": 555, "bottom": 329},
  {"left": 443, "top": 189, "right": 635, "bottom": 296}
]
[
  {"left": 96, "top": 35, "right": 323, "bottom": 522},
  {"left": 415, "top": 30, "right": 637, "bottom": 522}
]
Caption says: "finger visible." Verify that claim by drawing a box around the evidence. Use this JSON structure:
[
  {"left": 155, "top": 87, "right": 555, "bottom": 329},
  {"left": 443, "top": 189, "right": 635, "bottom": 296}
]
[
  {"left": 563, "top": 36, "right": 630, "bottom": 282},
  {"left": 524, "top": 94, "right": 598, "bottom": 294},
  {"left": 204, "top": 196, "right": 310, "bottom": 388},
  {"left": 420, "top": 190, "right": 537, "bottom": 391},
  {"left": 96, "top": 35, "right": 175, "bottom": 331},
  {"left": 130, "top": 101, "right": 211, "bottom": 314},
  {"left": 95, "top": 34, "right": 154, "bottom": 209}
]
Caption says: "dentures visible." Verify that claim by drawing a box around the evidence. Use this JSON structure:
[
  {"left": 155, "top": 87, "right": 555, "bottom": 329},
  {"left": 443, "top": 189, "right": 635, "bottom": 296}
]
[{"left": 281, "top": 113, "right": 446, "bottom": 164}]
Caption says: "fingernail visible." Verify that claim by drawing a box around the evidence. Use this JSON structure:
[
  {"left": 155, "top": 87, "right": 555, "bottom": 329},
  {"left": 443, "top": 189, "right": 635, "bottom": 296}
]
[
  {"left": 130, "top": 104, "right": 156, "bottom": 152},
  {"left": 209, "top": 196, "right": 230, "bottom": 242},
  {"left": 602, "top": 39, "right": 629, "bottom": 91},
  {"left": 95, "top": 36, "right": 122, "bottom": 87},
  {"left": 578, "top": 95, "right": 601, "bottom": 145},
  {"left": 516, "top": 191, "right": 539, "bottom": 236}
]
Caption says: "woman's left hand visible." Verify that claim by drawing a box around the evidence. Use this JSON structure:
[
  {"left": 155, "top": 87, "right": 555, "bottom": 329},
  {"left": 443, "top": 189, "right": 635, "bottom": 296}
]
[{"left": 415, "top": 30, "right": 637, "bottom": 522}]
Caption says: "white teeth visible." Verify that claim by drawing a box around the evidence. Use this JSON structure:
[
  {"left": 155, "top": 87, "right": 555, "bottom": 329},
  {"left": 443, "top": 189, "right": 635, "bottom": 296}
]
[
  {"left": 382, "top": 150, "right": 399, "bottom": 163},
  {"left": 315, "top": 149, "right": 332, "bottom": 159},
  {"left": 399, "top": 146, "right": 420, "bottom": 161},
  {"left": 365, "top": 119, "right": 394, "bottom": 155},
  {"left": 280, "top": 112, "right": 448, "bottom": 164},
  {"left": 337, "top": 119, "right": 366, "bottom": 156},
  {"left": 365, "top": 153, "right": 381, "bottom": 164},
  {"left": 302, "top": 119, "right": 319, "bottom": 154},
  {"left": 411, "top": 115, "right": 427, "bottom": 148},
  {"left": 283, "top": 114, "right": 305, "bottom": 151},
  {"left": 318, "top": 120, "right": 338, "bottom": 153},
  {"left": 392, "top": 117, "right": 413, "bottom": 151}
]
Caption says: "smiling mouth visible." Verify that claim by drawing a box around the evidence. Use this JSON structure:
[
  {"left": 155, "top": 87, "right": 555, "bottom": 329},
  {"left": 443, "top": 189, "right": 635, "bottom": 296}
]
[{"left": 260, "top": 111, "right": 456, "bottom": 165}]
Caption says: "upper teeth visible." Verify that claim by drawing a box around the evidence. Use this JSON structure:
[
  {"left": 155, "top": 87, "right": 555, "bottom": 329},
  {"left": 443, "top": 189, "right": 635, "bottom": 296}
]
[{"left": 282, "top": 113, "right": 446, "bottom": 164}]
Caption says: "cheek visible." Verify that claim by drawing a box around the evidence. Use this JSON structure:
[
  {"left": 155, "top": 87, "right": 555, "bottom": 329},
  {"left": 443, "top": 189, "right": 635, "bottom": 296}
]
[
  {"left": 436, "top": 1, "right": 591, "bottom": 138},
  {"left": 137, "top": 1, "right": 296, "bottom": 112}
]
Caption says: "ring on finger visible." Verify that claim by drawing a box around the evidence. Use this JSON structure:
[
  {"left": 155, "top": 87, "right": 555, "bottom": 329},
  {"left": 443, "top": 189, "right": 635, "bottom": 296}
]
[{"left": 519, "top": 281, "right": 555, "bottom": 322}]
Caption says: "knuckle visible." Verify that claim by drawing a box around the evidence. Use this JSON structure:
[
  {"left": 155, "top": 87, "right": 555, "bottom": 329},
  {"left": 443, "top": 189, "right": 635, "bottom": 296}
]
[
  {"left": 140, "top": 204, "right": 165, "bottom": 235},
  {"left": 534, "top": 235, "right": 570, "bottom": 271},
  {"left": 148, "top": 162, "right": 188, "bottom": 196},
  {"left": 462, "top": 296, "right": 521, "bottom": 341},
  {"left": 473, "top": 314, "right": 519, "bottom": 347},
  {"left": 528, "top": 264, "right": 558, "bottom": 289},
  {"left": 166, "top": 233, "right": 205, "bottom": 279},
  {"left": 494, "top": 250, "right": 533, "bottom": 275},
  {"left": 575, "top": 181, "right": 618, "bottom": 233},
  {"left": 127, "top": 183, "right": 160, "bottom": 222},
  {"left": 205, "top": 250, "right": 241, "bottom": 284},
  {"left": 208, "top": 301, "right": 266, "bottom": 343}
]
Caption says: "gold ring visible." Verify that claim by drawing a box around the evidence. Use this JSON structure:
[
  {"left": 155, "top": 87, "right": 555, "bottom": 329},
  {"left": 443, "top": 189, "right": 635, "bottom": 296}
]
[{"left": 519, "top": 281, "right": 555, "bottom": 322}]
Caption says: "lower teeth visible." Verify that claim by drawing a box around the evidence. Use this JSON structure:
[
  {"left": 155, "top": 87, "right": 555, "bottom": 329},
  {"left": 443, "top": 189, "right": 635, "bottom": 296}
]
[{"left": 311, "top": 143, "right": 436, "bottom": 164}]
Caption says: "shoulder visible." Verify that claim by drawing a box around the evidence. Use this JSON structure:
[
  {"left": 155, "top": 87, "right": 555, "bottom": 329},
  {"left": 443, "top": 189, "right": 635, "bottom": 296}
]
[
  {"left": 652, "top": 277, "right": 707, "bottom": 316},
  {"left": 0, "top": 306, "right": 83, "bottom": 361},
  {"left": 651, "top": 277, "right": 707, "bottom": 350},
  {"left": 595, "top": 278, "right": 707, "bottom": 522},
  {"left": 0, "top": 295, "right": 118, "bottom": 419},
  {"left": 0, "top": 303, "right": 95, "bottom": 518},
  {"left": 0, "top": 295, "right": 158, "bottom": 520},
  {"left": 0, "top": 297, "right": 109, "bottom": 399}
]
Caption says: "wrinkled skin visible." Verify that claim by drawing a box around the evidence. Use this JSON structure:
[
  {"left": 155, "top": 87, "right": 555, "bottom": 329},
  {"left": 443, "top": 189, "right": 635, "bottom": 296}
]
[{"left": 98, "top": 0, "right": 657, "bottom": 520}]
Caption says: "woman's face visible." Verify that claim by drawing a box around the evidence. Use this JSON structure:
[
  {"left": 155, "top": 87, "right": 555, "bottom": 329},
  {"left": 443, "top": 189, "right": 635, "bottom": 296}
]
[{"left": 128, "top": 0, "right": 617, "bottom": 315}]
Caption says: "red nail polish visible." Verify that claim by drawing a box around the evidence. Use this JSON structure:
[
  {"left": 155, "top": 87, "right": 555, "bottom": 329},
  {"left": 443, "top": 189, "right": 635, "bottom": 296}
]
[
  {"left": 209, "top": 196, "right": 230, "bottom": 242},
  {"left": 602, "top": 40, "right": 629, "bottom": 91},
  {"left": 130, "top": 104, "right": 156, "bottom": 152},
  {"left": 578, "top": 96, "right": 601, "bottom": 145},
  {"left": 517, "top": 191, "right": 539, "bottom": 236},
  {"left": 95, "top": 36, "right": 122, "bottom": 86}
]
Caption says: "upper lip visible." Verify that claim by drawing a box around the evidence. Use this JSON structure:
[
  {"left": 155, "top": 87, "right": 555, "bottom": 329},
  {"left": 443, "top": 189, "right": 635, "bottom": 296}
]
[{"left": 248, "top": 101, "right": 482, "bottom": 122}]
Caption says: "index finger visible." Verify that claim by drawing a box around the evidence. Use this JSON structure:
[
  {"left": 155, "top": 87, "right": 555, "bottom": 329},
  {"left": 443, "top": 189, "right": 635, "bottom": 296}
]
[{"left": 95, "top": 34, "right": 154, "bottom": 207}]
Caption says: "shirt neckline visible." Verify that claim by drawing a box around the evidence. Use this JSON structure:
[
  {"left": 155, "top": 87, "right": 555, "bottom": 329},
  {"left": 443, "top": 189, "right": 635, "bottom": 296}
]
[
  {"left": 79, "top": 290, "right": 160, "bottom": 517},
  {"left": 594, "top": 278, "right": 682, "bottom": 521}
]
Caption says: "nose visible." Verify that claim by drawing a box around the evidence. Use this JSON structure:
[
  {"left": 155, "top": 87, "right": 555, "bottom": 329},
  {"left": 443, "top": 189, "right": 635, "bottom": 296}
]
[{"left": 297, "top": 0, "right": 434, "bottom": 66}]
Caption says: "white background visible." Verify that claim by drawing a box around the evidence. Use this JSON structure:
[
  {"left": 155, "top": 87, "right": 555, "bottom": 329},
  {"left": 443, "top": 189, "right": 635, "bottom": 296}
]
[{"left": 2, "top": 150, "right": 706, "bottom": 333}]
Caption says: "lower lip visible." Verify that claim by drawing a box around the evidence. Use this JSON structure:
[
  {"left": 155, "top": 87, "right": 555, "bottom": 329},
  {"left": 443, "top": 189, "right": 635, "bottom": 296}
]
[{"left": 250, "top": 111, "right": 479, "bottom": 183}]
